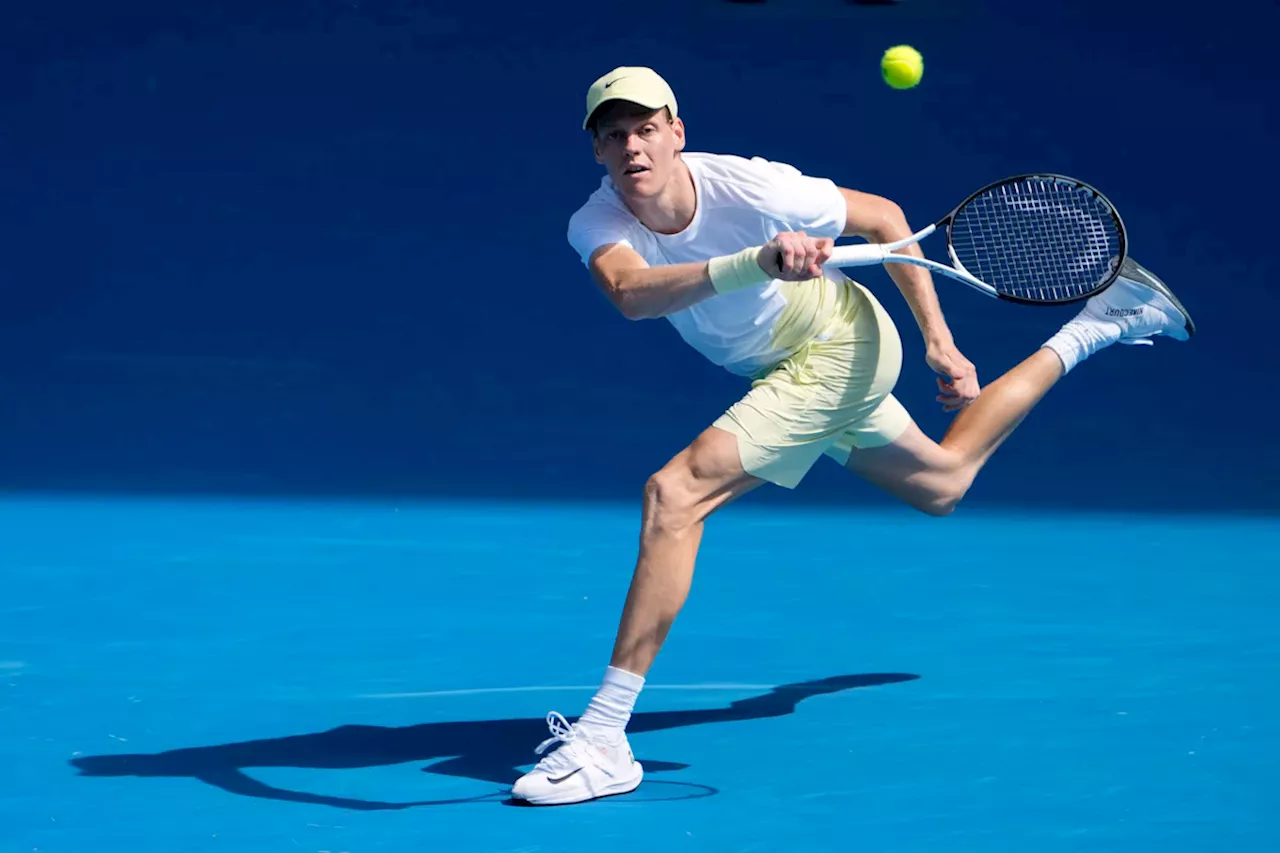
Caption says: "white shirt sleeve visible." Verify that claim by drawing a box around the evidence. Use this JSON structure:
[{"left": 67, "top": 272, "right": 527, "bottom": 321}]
[
  {"left": 566, "top": 201, "right": 640, "bottom": 266},
  {"left": 746, "top": 157, "right": 848, "bottom": 239}
]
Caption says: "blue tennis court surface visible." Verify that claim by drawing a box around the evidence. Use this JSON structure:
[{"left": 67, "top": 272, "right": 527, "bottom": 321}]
[{"left": 5, "top": 495, "right": 1276, "bottom": 851}]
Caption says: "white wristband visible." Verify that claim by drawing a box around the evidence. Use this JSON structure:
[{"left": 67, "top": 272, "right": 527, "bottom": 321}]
[{"left": 708, "top": 247, "right": 771, "bottom": 294}]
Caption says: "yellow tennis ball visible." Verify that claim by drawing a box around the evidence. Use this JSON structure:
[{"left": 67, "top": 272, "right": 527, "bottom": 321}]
[{"left": 881, "top": 45, "right": 923, "bottom": 89}]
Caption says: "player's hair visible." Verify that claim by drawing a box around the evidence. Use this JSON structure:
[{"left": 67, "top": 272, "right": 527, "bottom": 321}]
[{"left": 587, "top": 101, "right": 674, "bottom": 137}]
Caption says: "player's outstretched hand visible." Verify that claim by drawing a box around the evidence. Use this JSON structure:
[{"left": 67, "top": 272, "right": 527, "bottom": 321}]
[
  {"left": 926, "top": 342, "right": 980, "bottom": 413},
  {"left": 759, "top": 231, "right": 834, "bottom": 281}
]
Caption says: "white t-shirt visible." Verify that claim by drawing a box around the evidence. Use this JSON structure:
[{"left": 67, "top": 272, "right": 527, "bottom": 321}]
[{"left": 566, "top": 152, "right": 849, "bottom": 376}]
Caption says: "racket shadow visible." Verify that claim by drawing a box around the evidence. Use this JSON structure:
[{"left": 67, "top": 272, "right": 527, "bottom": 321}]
[{"left": 68, "top": 672, "right": 918, "bottom": 810}]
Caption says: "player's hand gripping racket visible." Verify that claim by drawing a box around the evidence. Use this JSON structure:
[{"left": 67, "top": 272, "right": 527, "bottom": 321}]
[{"left": 821, "top": 173, "right": 1128, "bottom": 305}]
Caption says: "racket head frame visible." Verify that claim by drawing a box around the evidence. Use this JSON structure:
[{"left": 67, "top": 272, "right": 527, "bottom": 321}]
[{"left": 938, "top": 172, "right": 1130, "bottom": 306}]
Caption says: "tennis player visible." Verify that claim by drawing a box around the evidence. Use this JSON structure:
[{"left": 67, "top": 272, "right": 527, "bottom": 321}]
[{"left": 511, "top": 66, "right": 1195, "bottom": 805}]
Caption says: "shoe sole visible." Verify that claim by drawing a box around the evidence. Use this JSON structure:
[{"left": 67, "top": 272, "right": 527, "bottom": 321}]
[
  {"left": 512, "top": 765, "right": 644, "bottom": 806},
  {"left": 1117, "top": 256, "right": 1196, "bottom": 339}
]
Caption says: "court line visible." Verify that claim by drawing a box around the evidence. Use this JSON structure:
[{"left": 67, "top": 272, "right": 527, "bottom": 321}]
[{"left": 357, "top": 683, "right": 775, "bottom": 699}]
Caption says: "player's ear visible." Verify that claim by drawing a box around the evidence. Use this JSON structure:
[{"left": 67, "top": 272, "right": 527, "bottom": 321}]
[
  {"left": 592, "top": 133, "right": 605, "bottom": 165},
  {"left": 672, "top": 117, "right": 686, "bottom": 152}
]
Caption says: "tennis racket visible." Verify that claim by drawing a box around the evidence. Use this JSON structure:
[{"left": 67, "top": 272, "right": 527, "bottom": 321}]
[{"left": 820, "top": 173, "right": 1128, "bottom": 305}]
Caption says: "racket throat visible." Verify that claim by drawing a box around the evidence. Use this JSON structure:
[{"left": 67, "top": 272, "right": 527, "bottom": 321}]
[{"left": 826, "top": 223, "right": 936, "bottom": 267}]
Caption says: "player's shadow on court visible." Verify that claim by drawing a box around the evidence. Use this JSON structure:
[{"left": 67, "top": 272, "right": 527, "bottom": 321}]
[{"left": 69, "top": 673, "right": 917, "bottom": 809}]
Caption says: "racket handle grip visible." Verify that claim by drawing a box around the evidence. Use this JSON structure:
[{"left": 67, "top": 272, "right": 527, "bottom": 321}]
[
  {"left": 824, "top": 243, "right": 890, "bottom": 268},
  {"left": 774, "top": 242, "right": 888, "bottom": 272}
]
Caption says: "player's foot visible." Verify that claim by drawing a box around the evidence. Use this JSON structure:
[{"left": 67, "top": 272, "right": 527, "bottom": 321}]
[
  {"left": 510, "top": 712, "right": 643, "bottom": 805},
  {"left": 1042, "top": 256, "right": 1194, "bottom": 372},
  {"left": 1082, "top": 256, "right": 1196, "bottom": 344}
]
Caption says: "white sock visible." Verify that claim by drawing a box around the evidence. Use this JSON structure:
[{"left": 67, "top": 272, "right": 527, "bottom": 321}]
[
  {"left": 577, "top": 666, "right": 644, "bottom": 734},
  {"left": 1041, "top": 316, "right": 1121, "bottom": 374}
]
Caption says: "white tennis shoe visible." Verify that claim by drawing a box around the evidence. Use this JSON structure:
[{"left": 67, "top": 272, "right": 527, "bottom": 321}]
[
  {"left": 1083, "top": 256, "right": 1196, "bottom": 344},
  {"left": 510, "top": 712, "right": 643, "bottom": 805}
]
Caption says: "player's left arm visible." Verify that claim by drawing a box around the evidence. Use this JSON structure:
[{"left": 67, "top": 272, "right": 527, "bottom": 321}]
[
  {"left": 836, "top": 188, "right": 952, "bottom": 346},
  {"left": 837, "top": 187, "right": 980, "bottom": 410}
]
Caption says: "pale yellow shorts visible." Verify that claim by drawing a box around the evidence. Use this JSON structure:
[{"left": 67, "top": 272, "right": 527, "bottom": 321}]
[{"left": 713, "top": 275, "right": 911, "bottom": 489}]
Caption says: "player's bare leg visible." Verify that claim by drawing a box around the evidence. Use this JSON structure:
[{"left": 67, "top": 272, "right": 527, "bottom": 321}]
[
  {"left": 510, "top": 426, "right": 760, "bottom": 805},
  {"left": 846, "top": 348, "right": 1063, "bottom": 515},
  {"left": 846, "top": 257, "right": 1195, "bottom": 514},
  {"left": 609, "top": 427, "right": 762, "bottom": 675}
]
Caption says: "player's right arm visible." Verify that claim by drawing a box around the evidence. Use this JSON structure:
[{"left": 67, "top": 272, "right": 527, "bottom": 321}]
[
  {"left": 588, "top": 235, "right": 830, "bottom": 321},
  {"left": 587, "top": 243, "right": 715, "bottom": 321}
]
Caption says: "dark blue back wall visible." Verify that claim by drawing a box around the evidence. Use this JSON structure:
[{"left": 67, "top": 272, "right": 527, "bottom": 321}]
[{"left": 1, "top": 0, "right": 1275, "bottom": 513}]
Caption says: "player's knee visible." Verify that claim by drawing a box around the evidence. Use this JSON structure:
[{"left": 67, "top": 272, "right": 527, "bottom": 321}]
[
  {"left": 921, "top": 492, "right": 960, "bottom": 517},
  {"left": 911, "top": 461, "right": 967, "bottom": 514},
  {"left": 919, "top": 472, "right": 973, "bottom": 517},
  {"left": 642, "top": 466, "right": 701, "bottom": 535}
]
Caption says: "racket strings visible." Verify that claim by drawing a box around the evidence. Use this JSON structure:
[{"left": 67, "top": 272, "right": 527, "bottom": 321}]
[{"left": 950, "top": 178, "right": 1123, "bottom": 302}]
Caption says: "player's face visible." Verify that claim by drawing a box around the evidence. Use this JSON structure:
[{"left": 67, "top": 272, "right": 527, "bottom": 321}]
[{"left": 592, "top": 107, "right": 685, "bottom": 199}]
